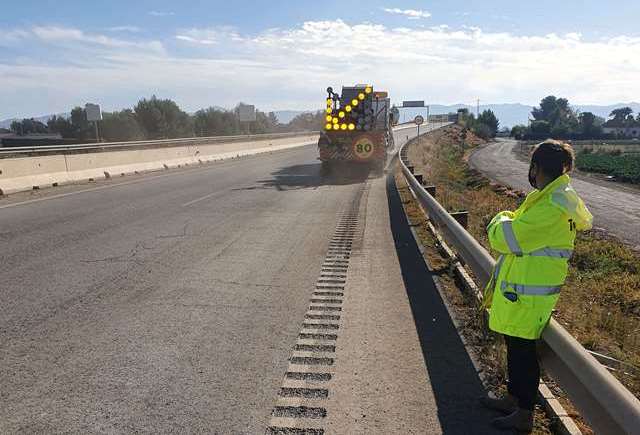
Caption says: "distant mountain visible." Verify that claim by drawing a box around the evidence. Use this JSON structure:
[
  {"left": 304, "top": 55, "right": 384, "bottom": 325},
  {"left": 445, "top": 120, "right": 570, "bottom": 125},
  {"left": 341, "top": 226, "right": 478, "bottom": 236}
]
[{"left": 574, "top": 103, "right": 640, "bottom": 121}]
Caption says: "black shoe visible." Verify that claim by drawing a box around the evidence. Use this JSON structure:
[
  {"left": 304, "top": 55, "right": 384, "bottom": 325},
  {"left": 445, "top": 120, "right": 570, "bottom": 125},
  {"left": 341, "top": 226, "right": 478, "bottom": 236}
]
[
  {"left": 492, "top": 408, "right": 534, "bottom": 433},
  {"left": 479, "top": 394, "right": 517, "bottom": 414}
]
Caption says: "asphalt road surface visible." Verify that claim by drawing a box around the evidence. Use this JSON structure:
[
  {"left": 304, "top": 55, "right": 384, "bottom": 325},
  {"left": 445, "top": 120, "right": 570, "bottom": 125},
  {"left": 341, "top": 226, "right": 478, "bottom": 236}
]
[
  {"left": 1, "top": 126, "right": 498, "bottom": 433},
  {"left": 469, "top": 138, "right": 640, "bottom": 249}
]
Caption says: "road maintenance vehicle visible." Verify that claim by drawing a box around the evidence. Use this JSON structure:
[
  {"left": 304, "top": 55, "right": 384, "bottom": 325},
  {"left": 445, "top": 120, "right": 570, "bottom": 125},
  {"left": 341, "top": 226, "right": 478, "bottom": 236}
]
[{"left": 318, "top": 84, "right": 396, "bottom": 173}]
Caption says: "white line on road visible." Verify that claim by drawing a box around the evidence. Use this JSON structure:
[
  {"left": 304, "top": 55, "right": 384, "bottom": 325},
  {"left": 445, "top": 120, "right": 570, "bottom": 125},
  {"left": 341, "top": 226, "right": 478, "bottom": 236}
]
[
  {"left": 0, "top": 145, "right": 314, "bottom": 210},
  {"left": 182, "top": 189, "right": 229, "bottom": 207},
  {"left": 0, "top": 175, "right": 175, "bottom": 210}
]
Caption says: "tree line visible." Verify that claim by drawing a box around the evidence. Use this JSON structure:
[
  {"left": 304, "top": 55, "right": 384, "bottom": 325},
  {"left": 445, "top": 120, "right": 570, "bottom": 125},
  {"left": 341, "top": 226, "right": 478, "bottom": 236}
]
[
  {"left": 8, "top": 96, "right": 325, "bottom": 143},
  {"left": 456, "top": 108, "right": 500, "bottom": 139},
  {"left": 511, "top": 96, "right": 640, "bottom": 140}
]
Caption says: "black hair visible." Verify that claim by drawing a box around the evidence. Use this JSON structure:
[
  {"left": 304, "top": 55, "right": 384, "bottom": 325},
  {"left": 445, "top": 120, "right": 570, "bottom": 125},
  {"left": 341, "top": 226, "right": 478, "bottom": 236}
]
[{"left": 531, "top": 139, "right": 575, "bottom": 179}]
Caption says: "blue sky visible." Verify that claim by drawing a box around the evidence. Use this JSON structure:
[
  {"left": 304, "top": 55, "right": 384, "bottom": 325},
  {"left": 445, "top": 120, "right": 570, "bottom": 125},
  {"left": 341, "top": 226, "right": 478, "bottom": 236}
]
[{"left": 2, "top": 1, "right": 640, "bottom": 119}]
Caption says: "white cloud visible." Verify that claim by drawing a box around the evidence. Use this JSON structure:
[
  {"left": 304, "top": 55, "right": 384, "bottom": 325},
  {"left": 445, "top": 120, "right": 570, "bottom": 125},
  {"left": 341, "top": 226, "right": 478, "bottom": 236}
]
[
  {"left": 0, "top": 29, "right": 29, "bottom": 46},
  {"left": 383, "top": 8, "right": 431, "bottom": 19},
  {"left": 149, "top": 11, "right": 175, "bottom": 17},
  {"left": 7, "top": 26, "right": 165, "bottom": 54},
  {"left": 175, "top": 27, "right": 244, "bottom": 45},
  {"left": 107, "top": 26, "right": 142, "bottom": 33},
  {"left": 2, "top": 20, "right": 640, "bottom": 118}
]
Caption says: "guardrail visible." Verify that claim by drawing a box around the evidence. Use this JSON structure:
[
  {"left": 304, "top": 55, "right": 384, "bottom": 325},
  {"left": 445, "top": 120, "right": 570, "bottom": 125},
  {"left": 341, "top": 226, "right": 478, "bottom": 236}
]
[
  {"left": 398, "top": 136, "right": 640, "bottom": 434},
  {"left": 0, "top": 131, "right": 318, "bottom": 156}
]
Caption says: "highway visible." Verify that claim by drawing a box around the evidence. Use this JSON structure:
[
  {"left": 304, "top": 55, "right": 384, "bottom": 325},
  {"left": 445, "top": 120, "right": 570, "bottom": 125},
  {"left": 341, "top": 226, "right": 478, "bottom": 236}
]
[
  {"left": 0, "top": 125, "right": 499, "bottom": 434},
  {"left": 469, "top": 138, "right": 640, "bottom": 249}
]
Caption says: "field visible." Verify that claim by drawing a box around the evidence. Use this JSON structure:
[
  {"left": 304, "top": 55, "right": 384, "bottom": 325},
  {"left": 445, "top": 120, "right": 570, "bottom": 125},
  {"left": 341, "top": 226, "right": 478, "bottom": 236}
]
[
  {"left": 521, "top": 140, "right": 640, "bottom": 156},
  {"left": 404, "top": 124, "right": 640, "bottom": 402},
  {"left": 575, "top": 151, "right": 640, "bottom": 183}
]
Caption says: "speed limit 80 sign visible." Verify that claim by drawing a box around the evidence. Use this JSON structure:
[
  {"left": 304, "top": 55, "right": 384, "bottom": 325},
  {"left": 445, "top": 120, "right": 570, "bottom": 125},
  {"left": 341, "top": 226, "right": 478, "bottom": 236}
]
[
  {"left": 414, "top": 115, "right": 424, "bottom": 125},
  {"left": 353, "top": 136, "right": 375, "bottom": 160}
]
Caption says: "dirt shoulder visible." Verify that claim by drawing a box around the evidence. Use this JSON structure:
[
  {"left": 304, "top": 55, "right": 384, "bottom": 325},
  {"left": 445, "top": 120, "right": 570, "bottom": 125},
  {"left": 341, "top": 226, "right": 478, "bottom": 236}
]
[{"left": 398, "top": 123, "right": 640, "bottom": 432}]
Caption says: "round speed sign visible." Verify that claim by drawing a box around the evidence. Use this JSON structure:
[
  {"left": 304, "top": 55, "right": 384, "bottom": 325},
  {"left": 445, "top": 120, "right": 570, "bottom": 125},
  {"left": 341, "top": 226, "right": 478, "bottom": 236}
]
[
  {"left": 414, "top": 115, "right": 424, "bottom": 125},
  {"left": 353, "top": 136, "right": 375, "bottom": 160}
]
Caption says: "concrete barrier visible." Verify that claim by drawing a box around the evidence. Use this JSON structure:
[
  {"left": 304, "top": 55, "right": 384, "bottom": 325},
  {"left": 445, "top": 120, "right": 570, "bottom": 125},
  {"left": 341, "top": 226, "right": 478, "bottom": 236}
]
[
  {"left": 0, "top": 133, "right": 318, "bottom": 196},
  {"left": 0, "top": 154, "right": 70, "bottom": 195}
]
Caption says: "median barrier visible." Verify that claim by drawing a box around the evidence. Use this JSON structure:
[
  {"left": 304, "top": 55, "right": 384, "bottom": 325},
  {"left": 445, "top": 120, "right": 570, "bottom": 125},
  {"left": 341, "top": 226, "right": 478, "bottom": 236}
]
[
  {"left": 0, "top": 132, "right": 319, "bottom": 195},
  {"left": 0, "top": 154, "right": 70, "bottom": 195}
]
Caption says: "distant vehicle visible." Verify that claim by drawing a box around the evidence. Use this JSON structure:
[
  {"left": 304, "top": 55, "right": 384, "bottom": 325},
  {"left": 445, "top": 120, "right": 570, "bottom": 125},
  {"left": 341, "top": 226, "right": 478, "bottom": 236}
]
[{"left": 318, "top": 84, "right": 394, "bottom": 173}]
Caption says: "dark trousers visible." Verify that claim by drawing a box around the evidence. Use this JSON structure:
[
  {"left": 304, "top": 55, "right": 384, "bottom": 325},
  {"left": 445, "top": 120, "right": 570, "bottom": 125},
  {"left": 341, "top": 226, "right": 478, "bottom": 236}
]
[{"left": 505, "top": 335, "right": 540, "bottom": 411}]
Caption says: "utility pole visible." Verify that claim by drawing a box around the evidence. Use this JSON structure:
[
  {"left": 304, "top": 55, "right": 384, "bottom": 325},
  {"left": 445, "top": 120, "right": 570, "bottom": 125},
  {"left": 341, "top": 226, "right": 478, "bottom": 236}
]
[{"left": 476, "top": 99, "right": 480, "bottom": 118}]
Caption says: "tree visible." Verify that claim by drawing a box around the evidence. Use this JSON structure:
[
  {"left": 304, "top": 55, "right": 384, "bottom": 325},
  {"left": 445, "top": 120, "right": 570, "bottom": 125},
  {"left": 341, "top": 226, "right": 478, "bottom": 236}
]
[
  {"left": 47, "top": 115, "right": 75, "bottom": 138},
  {"left": 69, "top": 106, "right": 94, "bottom": 140},
  {"left": 476, "top": 109, "right": 499, "bottom": 137},
  {"left": 550, "top": 122, "right": 570, "bottom": 138},
  {"left": 456, "top": 108, "right": 475, "bottom": 128},
  {"left": 101, "top": 109, "right": 145, "bottom": 142},
  {"left": 531, "top": 96, "right": 556, "bottom": 121},
  {"left": 46, "top": 108, "right": 95, "bottom": 140},
  {"left": 134, "top": 96, "right": 193, "bottom": 139},
  {"left": 511, "top": 125, "right": 528, "bottom": 140},
  {"left": 609, "top": 107, "right": 633, "bottom": 122},
  {"left": 286, "top": 111, "right": 325, "bottom": 131},
  {"left": 472, "top": 123, "right": 493, "bottom": 140},
  {"left": 10, "top": 120, "right": 22, "bottom": 135},
  {"left": 194, "top": 107, "right": 239, "bottom": 136},
  {"left": 578, "top": 111, "right": 603, "bottom": 138},
  {"left": 10, "top": 118, "right": 48, "bottom": 135},
  {"left": 530, "top": 120, "right": 552, "bottom": 137},
  {"left": 251, "top": 110, "right": 279, "bottom": 134},
  {"left": 524, "top": 95, "right": 583, "bottom": 139},
  {"left": 532, "top": 96, "right": 570, "bottom": 124},
  {"left": 531, "top": 95, "right": 577, "bottom": 129}
]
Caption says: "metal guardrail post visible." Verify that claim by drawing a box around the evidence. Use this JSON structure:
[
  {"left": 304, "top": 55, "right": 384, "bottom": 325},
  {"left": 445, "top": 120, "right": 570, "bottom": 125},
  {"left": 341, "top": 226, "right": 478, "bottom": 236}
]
[
  {"left": 449, "top": 211, "right": 469, "bottom": 229},
  {"left": 397, "top": 137, "right": 640, "bottom": 434},
  {"left": 424, "top": 185, "right": 436, "bottom": 197}
]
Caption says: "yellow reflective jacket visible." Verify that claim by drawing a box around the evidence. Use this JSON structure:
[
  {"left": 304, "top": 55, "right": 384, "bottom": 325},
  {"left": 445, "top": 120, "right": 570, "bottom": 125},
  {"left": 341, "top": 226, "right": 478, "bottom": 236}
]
[{"left": 484, "top": 174, "right": 592, "bottom": 339}]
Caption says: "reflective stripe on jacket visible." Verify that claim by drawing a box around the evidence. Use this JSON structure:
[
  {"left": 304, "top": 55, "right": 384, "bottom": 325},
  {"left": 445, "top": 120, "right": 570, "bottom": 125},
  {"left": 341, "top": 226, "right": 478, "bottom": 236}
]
[{"left": 484, "top": 174, "right": 592, "bottom": 339}]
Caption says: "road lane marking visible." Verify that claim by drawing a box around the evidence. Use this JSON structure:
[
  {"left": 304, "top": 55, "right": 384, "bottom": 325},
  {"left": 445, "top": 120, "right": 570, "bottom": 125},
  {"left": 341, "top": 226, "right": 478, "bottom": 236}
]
[
  {"left": 0, "top": 145, "right": 314, "bottom": 210},
  {"left": 181, "top": 190, "right": 228, "bottom": 207},
  {"left": 0, "top": 175, "right": 175, "bottom": 210}
]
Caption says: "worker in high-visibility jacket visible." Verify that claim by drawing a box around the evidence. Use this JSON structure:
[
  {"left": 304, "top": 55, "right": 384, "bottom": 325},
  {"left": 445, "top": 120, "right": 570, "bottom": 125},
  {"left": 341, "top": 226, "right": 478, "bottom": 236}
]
[{"left": 480, "top": 140, "right": 592, "bottom": 433}]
